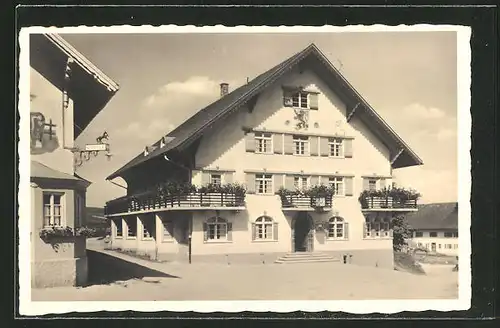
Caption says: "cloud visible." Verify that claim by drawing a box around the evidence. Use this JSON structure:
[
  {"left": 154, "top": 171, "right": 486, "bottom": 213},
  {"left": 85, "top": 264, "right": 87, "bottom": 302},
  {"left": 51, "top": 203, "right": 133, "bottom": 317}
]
[
  {"left": 114, "top": 118, "right": 175, "bottom": 143},
  {"left": 436, "top": 127, "right": 457, "bottom": 141},
  {"left": 402, "top": 103, "right": 446, "bottom": 119}
]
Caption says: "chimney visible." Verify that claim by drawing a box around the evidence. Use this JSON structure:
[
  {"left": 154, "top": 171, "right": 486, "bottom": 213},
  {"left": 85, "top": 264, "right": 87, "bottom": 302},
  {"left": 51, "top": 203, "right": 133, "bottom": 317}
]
[{"left": 220, "top": 82, "right": 229, "bottom": 97}]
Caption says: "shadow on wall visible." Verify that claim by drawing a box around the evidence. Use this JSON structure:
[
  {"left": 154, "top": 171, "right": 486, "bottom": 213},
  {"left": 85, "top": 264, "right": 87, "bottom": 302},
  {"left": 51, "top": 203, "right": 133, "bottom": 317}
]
[{"left": 85, "top": 250, "right": 180, "bottom": 287}]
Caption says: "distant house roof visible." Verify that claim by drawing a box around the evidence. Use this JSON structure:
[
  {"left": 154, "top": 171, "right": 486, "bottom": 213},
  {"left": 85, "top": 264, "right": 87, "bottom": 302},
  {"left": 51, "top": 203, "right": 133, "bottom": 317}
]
[
  {"left": 406, "top": 202, "right": 458, "bottom": 230},
  {"left": 107, "top": 43, "right": 423, "bottom": 180},
  {"left": 30, "top": 33, "right": 120, "bottom": 138},
  {"left": 31, "top": 161, "right": 90, "bottom": 188}
]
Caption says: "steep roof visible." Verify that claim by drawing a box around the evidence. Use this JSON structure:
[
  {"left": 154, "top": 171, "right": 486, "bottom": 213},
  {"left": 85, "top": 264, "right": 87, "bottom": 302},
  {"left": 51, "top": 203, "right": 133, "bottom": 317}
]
[
  {"left": 406, "top": 202, "right": 458, "bottom": 230},
  {"left": 31, "top": 160, "right": 91, "bottom": 186},
  {"left": 107, "top": 43, "right": 423, "bottom": 180}
]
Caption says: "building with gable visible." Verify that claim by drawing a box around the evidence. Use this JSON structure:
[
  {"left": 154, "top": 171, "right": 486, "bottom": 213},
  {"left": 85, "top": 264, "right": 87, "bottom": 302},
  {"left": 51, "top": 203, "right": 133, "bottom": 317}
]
[
  {"left": 104, "top": 43, "right": 422, "bottom": 268},
  {"left": 30, "top": 33, "right": 119, "bottom": 287}
]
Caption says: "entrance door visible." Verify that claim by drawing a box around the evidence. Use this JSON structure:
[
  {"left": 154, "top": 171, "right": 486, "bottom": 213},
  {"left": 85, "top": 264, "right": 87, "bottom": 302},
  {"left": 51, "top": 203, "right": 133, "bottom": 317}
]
[
  {"left": 431, "top": 242, "right": 437, "bottom": 252},
  {"left": 293, "top": 212, "right": 314, "bottom": 252}
]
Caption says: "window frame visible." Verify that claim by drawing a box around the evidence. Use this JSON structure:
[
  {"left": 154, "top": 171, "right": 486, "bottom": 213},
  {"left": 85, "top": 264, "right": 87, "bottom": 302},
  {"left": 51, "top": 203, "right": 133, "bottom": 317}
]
[
  {"left": 210, "top": 173, "right": 222, "bottom": 186},
  {"left": 444, "top": 232, "right": 453, "bottom": 238},
  {"left": 293, "top": 135, "right": 309, "bottom": 156},
  {"left": 43, "top": 192, "right": 64, "bottom": 227},
  {"left": 114, "top": 218, "right": 123, "bottom": 238},
  {"left": 255, "top": 174, "right": 273, "bottom": 195},
  {"left": 254, "top": 132, "right": 273, "bottom": 154},
  {"left": 328, "top": 138, "right": 344, "bottom": 158},
  {"left": 415, "top": 231, "right": 423, "bottom": 238},
  {"left": 328, "top": 177, "right": 345, "bottom": 196},
  {"left": 364, "top": 217, "right": 391, "bottom": 239},
  {"left": 206, "top": 216, "right": 228, "bottom": 242},
  {"left": 327, "top": 216, "right": 345, "bottom": 240},
  {"left": 291, "top": 91, "right": 309, "bottom": 109},
  {"left": 125, "top": 218, "right": 137, "bottom": 239},
  {"left": 293, "top": 176, "right": 309, "bottom": 190},
  {"left": 429, "top": 231, "right": 438, "bottom": 238},
  {"left": 254, "top": 216, "right": 274, "bottom": 241}
]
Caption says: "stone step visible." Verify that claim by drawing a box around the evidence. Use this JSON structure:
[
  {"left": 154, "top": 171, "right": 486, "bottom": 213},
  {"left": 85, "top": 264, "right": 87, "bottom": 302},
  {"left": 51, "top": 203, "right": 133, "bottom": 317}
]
[
  {"left": 281, "top": 252, "right": 331, "bottom": 259},
  {"left": 275, "top": 257, "right": 340, "bottom": 264}
]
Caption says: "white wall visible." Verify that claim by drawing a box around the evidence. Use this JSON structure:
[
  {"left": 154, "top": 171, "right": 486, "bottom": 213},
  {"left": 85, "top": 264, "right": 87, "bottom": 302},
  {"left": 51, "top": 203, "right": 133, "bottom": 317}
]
[
  {"left": 30, "top": 67, "right": 74, "bottom": 175},
  {"left": 410, "top": 230, "right": 459, "bottom": 256}
]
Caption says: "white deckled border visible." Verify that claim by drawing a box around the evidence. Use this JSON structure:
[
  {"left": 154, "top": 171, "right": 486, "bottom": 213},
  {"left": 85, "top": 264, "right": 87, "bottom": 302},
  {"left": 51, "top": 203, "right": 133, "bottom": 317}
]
[{"left": 18, "top": 24, "right": 472, "bottom": 316}]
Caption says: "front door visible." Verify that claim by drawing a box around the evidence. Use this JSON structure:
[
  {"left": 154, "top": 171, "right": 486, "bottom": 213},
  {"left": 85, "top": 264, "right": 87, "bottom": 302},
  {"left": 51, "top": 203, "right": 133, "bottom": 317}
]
[
  {"left": 431, "top": 242, "right": 437, "bottom": 252},
  {"left": 293, "top": 212, "right": 314, "bottom": 252}
]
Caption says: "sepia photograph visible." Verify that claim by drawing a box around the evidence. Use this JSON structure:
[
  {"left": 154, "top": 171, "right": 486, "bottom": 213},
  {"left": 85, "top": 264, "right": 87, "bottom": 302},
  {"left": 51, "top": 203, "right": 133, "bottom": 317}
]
[{"left": 18, "top": 25, "right": 471, "bottom": 314}]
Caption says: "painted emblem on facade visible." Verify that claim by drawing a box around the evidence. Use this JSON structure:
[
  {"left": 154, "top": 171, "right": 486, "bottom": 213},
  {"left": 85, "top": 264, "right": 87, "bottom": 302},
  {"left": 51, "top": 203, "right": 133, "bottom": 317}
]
[
  {"left": 294, "top": 108, "right": 309, "bottom": 130},
  {"left": 30, "top": 112, "right": 59, "bottom": 154}
]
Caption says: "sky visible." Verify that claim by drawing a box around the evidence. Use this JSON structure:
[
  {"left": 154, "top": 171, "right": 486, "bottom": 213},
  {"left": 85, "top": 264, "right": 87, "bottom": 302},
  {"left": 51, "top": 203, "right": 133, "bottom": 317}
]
[{"left": 58, "top": 31, "right": 458, "bottom": 207}]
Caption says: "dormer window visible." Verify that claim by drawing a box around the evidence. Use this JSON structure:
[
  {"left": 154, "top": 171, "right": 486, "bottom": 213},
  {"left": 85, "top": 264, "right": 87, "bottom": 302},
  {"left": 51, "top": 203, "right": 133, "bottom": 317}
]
[
  {"left": 144, "top": 147, "right": 149, "bottom": 156},
  {"left": 160, "top": 137, "right": 166, "bottom": 148}
]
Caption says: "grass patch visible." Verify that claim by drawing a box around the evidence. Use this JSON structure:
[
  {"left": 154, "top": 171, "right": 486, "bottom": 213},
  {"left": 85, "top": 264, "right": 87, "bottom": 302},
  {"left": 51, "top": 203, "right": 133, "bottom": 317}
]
[{"left": 394, "top": 252, "right": 426, "bottom": 275}]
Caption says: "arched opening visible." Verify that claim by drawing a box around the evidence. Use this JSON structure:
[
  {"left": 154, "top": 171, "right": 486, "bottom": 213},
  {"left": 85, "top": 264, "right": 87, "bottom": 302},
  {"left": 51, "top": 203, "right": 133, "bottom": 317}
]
[{"left": 292, "top": 212, "right": 314, "bottom": 252}]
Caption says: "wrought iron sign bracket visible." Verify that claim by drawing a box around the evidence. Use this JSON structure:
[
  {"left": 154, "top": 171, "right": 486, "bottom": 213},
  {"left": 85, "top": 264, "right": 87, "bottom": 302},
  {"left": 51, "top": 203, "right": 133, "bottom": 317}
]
[{"left": 73, "top": 131, "right": 113, "bottom": 169}]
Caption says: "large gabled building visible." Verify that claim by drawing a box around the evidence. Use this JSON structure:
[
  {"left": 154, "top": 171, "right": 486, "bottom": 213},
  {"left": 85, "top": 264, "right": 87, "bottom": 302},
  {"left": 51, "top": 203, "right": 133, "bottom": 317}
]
[{"left": 104, "top": 43, "right": 422, "bottom": 268}]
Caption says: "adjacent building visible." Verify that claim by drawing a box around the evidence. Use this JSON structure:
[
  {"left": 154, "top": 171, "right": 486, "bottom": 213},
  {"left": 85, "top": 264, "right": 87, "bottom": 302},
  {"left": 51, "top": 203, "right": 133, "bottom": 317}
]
[
  {"left": 30, "top": 33, "right": 119, "bottom": 287},
  {"left": 105, "top": 43, "right": 422, "bottom": 269},
  {"left": 406, "top": 202, "right": 459, "bottom": 256}
]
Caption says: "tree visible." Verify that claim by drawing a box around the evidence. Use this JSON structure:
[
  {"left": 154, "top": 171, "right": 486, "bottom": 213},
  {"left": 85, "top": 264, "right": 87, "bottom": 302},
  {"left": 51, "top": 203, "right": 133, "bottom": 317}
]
[{"left": 392, "top": 215, "right": 413, "bottom": 252}]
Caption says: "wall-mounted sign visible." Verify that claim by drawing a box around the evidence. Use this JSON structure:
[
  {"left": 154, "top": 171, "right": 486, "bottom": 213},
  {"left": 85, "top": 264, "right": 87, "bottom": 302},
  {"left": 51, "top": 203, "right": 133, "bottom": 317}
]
[
  {"left": 85, "top": 143, "right": 109, "bottom": 152},
  {"left": 30, "top": 112, "right": 58, "bottom": 154}
]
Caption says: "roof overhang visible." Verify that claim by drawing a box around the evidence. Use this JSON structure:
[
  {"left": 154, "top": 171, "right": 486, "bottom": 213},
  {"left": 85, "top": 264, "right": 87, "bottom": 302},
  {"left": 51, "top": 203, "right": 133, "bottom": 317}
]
[{"left": 30, "top": 33, "right": 120, "bottom": 138}]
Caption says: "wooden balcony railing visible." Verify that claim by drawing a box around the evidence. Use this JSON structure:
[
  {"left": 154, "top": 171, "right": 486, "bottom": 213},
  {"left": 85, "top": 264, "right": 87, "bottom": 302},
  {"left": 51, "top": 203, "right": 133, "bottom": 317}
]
[
  {"left": 280, "top": 194, "right": 333, "bottom": 210},
  {"left": 105, "top": 192, "right": 246, "bottom": 215},
  {"left": 361, "top": 196, "right": 418, "bottom": 210}
]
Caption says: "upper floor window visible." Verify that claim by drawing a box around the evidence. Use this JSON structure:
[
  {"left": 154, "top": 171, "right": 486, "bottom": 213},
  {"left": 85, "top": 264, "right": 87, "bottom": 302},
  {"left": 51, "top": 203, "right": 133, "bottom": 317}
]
[
  {"left": 329, "top": 138, "right": 344, "bottom": 157},
  {"left": 255, "top": 174, "right": 273, "bottom": 194},
  {"left": 283, "top": 88, "right": 319, "bottom": 110},
  {"left": 293, "top": 135, "right": 309, "bottom": 155},
  {"left": 210, "top": 173, "right": 222, "bottom": 186},
  {"left": 444, "top": 232, "right": 454, "bottom": 238},
  {"left": 255, "top": 132, "right": 273, "bottom": 154},
  {"left": 294, "top": 176, "right": 309, "bottom": 190},
  {"left": 429, "top": 232, "right": 438, "bottom": 237},
  {"left": 415, "top": 231, "right": 423, "bottom": 238},
  {"left": 368, "top": 179, "right": 377, "bottom": 191},
  {"left": 453, "top": 231, "right": 459, "bottom": 238},
  {"left": 292, "top": 91, "right": 309, "bottom": 108},
  {"left": 328, "top": 177, "right": 344, "bottom": 196},
  {"left": 43, "top": 193, "right": 63, "bottom": 227}
]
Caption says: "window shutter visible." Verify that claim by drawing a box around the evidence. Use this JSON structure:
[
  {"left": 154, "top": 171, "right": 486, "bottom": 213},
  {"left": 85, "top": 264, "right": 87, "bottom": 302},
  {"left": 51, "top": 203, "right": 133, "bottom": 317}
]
[
  {"left": 363, "top": 222, "right": 367, "bottom": 238},
  {"left": 201, "top": 172, "right": 210, "bottom": 185},
  {"left": 251, "top": 223, "right": 256, "bottom": 241},
  {"left": 245, "top": 173, "right": 256, "bottom": 194},
  {"left": 344, "top": 177, "right": 353, "bottom": 196},
  {"left": 309, "top": 93, "right": 319, "bottom": 110},
  {"left": 285, "top": 175, "right": 295, "bottom": 190},
  {"left": 203, "top": 223, "right": 208, "bottom": 241},
  {"left": 344, "top": 222, "right": 349, "bottom": 240},
  {"left": 344, "top": 139, "right": 353, "bottom": 158},
  {"left": 283, "top": 90, "right": 293, "bottom": 107},
  {"left": 362, "top": 178, "right": 369, "bottom": 191},
  {"left": 274, "top": 174, "right": 284, "bottom": 191},
  {"left": 379, "top": 178, "right": 386, "bottom": 190},
  {"left": 227, "top": 222, "right": 233, "bottom": 241},
  {"left": 273, "top": 222, "right": 279, "bottom": 241},
  {"left": 389, "top": 228, "right": 394, "bottom": 238},
  {"left": 224, "top": 172, "right": 233, "bottom": 184},
  {"left": 319, "top": 137, "right": 329, "bottom": 157},
  {"left": 273, "top": 133, "right": 283, "bottom": 154},
  {"left": 283, "top": 134, "right": 294, "bottom": 155},
  {"left": 245, "top": 132, "right": 256, "bottom": 152},
  {"left": 323, "top": 221, "right": 330, "bottom": 235},
  {"left": 310, "top": 176, "right": 319, "bottom": 186},
  {"left": 310, "top": 137, "right": 319, "bottom": 156}
]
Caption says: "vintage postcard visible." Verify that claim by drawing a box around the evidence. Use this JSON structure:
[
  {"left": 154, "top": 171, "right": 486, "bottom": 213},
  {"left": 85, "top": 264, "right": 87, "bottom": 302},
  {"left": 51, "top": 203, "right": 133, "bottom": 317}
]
[{"left": 18, "top": 25, "right": 471, "bottom": 315}]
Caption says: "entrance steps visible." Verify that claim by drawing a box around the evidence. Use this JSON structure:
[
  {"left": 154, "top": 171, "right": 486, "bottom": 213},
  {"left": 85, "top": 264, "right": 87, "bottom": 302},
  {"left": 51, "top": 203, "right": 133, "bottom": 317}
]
[{"left": 275, "top": 252, "right": 340, "bottom": 264}]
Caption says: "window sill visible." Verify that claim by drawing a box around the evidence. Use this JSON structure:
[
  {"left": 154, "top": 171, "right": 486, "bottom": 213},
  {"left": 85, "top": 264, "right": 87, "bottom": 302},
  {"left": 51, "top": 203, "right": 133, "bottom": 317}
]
[
  {"left": 126, "top": 237, "right": 137, "bottom": 240},
  {"left": 115, "top": 236, "right": 123, "bottom": 239},
  {"left": 203, "top": 240, "right": 233, "bottom": 244},
  {"left": 255, "top": 152, "right": 274, "bottom": 155},
  {"left": 142, "top": 237, "right": 154, "bottom": 241},
  {"left": 162, "top": 239, "right": 175, "bottom": 243},
  {"left": 328, "top": 156, "right": 345, "bottom": 159},
  {"left": 293, "top": 154, "right": 310, "bottom": 157},
  {"left": 252, "top": 239, "right": 278, "bottom": 243}
]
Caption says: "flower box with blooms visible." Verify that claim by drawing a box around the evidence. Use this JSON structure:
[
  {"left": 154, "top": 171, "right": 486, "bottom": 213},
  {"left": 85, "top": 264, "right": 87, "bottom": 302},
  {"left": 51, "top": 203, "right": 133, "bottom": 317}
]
[
  {"left": 358, "top": 187, "right": 421, "bottom": 209},
  {"left": 39, "top": 226, "right": 96, "bottom": 241},
  {"left": 276, "top": 185, "right": 334, "bottom": 209}
]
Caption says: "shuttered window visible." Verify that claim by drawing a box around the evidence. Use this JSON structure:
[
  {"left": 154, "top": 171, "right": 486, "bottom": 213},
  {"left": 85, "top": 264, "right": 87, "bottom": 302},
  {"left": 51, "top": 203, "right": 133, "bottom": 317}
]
[
  {"left": 203, "top": 217, "right": 231, "bottom": 242},
  {"left": 252, "top": 216, "right": 279, "bottom": 241}
]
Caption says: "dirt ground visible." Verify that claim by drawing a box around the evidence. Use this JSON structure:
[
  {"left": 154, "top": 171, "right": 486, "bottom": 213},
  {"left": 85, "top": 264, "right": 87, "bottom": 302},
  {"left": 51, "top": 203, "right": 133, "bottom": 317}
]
[{"left": 32, "top": 242, "right": 459, "bottom": 301}]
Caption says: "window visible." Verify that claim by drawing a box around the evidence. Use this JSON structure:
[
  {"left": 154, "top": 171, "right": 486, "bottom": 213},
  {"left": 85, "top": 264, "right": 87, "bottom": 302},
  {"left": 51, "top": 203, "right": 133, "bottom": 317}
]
[
  {"left": 142, "top": 217, "right": 154, "bottom": 240},
  {"left": 445, "top": 244, "right": 453, "bottom": 249},
  {"left": 293, "top": 135, "right": 309, "bottom": 155},
  {"left": 365, "top": 217, "right": 391, "bottom": 238},
  {"left": 329, "top": 138, "right": 343, "bottom": 157},
  {"left": 255, "top": 174, "right": 273, "bottom": 194},
  {"left": 126, "top": 218, "right": 137, "bottom": 238},
  {"left": 114, "top": 219, "right": 123, "bottom": 238},
  {"left": 429, "top": 232, "right": 438, "bottom": 237},
  {"left": 415, "top": 231, "right": 423, "bottom": 237},
  {"left": 368, "top": 179, "right": 377, "bottom": 191},
  {"left": 255, "top": 132, "right": 272, "bottom": 154},
  {"left": 328, "top": 177, "right": 344, "bottom": 196},
  {"left": 438, "top": 244, "right": 442, "bottom": 249},
  {"left": 292, "top": 91, "right": 309, "bottom": 109},
  {"left": 294, "top": 176, "right": 309, "bottom": 190},
  {"left": 444, "top": 232, "right": 453, "bottom": 238},
  {"left": 43, "top": 193, "right": 63, "bottom": 227},
  {"left": 206, "top": 217, "right": 228, "bottom": 241},
  {"left": 162, "top": 219, "right": 174, "bottom": 242},
  {"left": 210, "top": 174, "right": 222, "bottom": 186},
  {"left": 453, "top": 231, "right": 459, "bottom": 237},
  {"left": 454, "top": 244, "right": 458, "bottom": 249},
  {"left": 255, "top": 216, "right": 274, "bottom": 240},
  {"left": 327, "top": 217, "right": 346, "bottom": 239}
]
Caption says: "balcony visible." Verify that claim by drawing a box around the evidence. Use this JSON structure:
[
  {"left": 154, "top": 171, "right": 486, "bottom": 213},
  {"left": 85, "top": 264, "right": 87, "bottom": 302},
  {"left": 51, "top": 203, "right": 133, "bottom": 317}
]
[
  {"left": 279, "top": 194, "right": 333, "bottom": 212},
  {"left": 105, "top": 183, "right": 247, "bottom": 216},
  {"left": 359, "top": 188, "right": 420, "bottom": 212}
]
